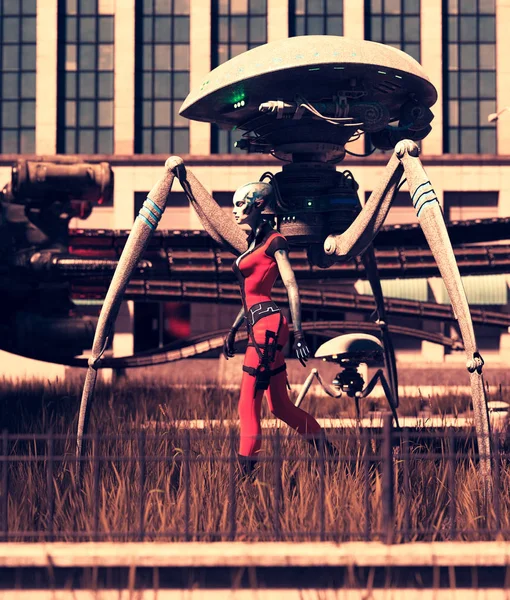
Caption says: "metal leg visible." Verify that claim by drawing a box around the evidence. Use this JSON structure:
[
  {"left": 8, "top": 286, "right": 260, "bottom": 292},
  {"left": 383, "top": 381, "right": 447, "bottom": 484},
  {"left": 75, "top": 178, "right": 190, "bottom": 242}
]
[
  {"left": 362, "top": 246, "right": 399, "bottom": 408},
  {"left": 324, "top": 153, "right": 404, "bottom": 260},
  {"left": 168, "top": 157, "right": 247, "bottom": 255},
  {"left": 76, "top": 161, "right": 177, "bottom": 466},
  {"left": 362, "top": 369, "right": 399, "bottom": 427},
  {"left": 397, "top": 139, "right": 492, "bottom": 500},
  {"left": 294, "top": 368, "right": 318, "bottom": 408}
]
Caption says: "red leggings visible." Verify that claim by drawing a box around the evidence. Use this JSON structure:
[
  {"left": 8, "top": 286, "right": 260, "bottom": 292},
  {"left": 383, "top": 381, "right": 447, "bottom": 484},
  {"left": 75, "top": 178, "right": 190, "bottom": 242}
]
[{"left": 238, "top": 313, "right": 322, "bottom": 457}]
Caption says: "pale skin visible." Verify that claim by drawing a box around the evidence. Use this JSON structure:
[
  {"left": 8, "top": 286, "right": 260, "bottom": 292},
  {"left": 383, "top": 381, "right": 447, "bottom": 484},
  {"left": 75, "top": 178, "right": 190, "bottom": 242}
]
[{"left": 224, "top": 186, "right": 311, "bottom": 365}]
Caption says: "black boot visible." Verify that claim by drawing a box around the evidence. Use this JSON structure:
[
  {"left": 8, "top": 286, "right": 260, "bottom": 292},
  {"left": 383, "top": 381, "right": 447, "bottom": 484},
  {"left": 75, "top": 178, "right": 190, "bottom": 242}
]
[{"left": 237, "top": 454, "right": 258, "bottom": 482}]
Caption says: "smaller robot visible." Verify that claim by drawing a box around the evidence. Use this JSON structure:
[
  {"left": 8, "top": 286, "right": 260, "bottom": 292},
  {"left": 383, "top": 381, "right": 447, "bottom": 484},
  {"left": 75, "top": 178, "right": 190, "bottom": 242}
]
[{"left": 294, "top": 333, "right": 398, "bottom": 426}]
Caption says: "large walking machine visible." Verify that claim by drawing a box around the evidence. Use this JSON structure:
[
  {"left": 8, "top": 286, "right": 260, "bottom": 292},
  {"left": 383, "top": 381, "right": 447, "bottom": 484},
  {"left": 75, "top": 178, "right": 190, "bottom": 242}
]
[{"left": 78, "top": 36, "right": 491, "bottom": 493}]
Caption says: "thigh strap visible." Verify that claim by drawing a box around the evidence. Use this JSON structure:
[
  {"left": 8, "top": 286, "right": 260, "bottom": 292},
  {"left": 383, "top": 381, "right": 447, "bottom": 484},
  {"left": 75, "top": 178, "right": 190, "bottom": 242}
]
[{"left": 242, "top": 363, "right": 287, "bottom": 378}]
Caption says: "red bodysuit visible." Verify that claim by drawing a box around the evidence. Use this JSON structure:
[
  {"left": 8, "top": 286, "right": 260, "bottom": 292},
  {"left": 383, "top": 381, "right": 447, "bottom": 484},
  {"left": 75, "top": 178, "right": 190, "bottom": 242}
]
[{"left": 232, "top": 223, "right": 322, "bottom": 457}]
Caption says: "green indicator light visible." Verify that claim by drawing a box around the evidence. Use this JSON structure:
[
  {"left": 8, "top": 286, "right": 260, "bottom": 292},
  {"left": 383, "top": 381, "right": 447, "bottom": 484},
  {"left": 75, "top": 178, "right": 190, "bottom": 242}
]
[
  {"left": 395, "top": 75, "right": 403, "bottom": 79},
  {"left": 307, "top": 201, "right": 313, "bottom": 207},
  {"left": 378, "top": 70, "right": 387, "bottom": 74},
  {"left": 308, "top": 67, "right": 320, "bottom": 71}
]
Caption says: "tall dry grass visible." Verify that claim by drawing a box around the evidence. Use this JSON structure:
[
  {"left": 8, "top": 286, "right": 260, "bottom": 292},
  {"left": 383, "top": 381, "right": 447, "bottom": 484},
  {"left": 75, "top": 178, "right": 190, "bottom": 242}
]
[{"left": 0, "top": 377, "right": 507, "bottom": 542}]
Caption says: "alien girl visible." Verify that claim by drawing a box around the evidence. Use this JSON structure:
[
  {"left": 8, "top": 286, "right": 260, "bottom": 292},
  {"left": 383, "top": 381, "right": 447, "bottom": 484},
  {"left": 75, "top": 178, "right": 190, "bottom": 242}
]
[{"left": 223, "top": 181, "right": 336, "bottom": 478}]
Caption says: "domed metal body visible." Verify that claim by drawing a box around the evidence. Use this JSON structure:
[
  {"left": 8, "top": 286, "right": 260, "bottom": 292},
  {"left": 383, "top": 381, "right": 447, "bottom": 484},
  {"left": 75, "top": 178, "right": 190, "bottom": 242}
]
[
  {"left": 315, "top": 333, "right": 385, "bottom": 367},
  {"left": 180, "top": 35, "right": 437, "bottom": 158}
]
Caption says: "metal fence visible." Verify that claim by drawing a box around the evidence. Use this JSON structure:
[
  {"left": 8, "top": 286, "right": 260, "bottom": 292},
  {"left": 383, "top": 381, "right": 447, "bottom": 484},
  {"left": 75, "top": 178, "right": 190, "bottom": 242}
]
[{"left": 0, "top": 415, "right": 507, "bottom": 543}]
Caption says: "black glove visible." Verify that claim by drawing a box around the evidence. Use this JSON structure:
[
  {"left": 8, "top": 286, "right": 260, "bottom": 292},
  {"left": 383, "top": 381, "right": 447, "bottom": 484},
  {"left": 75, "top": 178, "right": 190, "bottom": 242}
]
[
  {"left": 222, "top": 329, "right": 236, "bottom": 359},
  {"left": 293, "top": 331, "right": 310, "bottom": 367}
]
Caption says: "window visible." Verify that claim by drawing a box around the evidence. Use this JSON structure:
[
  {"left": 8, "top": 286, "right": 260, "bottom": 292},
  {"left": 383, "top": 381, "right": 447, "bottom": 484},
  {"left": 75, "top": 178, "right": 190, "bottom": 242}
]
[
  {"left": 365, "top": 0, "right": 420, "bottom": 63},
  {"left": 443, "top": 191, "right": 498, "bottom": 221},
  {"left": 289, "top": 0, "right": 343, "bottom": 37},
  {"left": 57, "top": 0, "right": 115, "bottom": 154},
  {"left": 211, "top": 0, "right": 267, "bottom": 153},
  {"left": 364, "top": 0, "right": 420, "bottom": 153},
  {"left": 443, "top": 0, "right": 496, "bottom": 154},
  {"left": 135, "top": 0, "right": 190, "bottom": 154},
  {"left": 0, "top": 0, "right": 36, "bottom": 153}
]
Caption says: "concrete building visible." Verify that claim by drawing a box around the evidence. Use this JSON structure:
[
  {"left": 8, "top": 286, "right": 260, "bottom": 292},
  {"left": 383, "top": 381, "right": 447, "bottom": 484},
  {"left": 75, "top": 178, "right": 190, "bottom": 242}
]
[{"left": 1, "top": 0, "right": 509, "bottom": 377}]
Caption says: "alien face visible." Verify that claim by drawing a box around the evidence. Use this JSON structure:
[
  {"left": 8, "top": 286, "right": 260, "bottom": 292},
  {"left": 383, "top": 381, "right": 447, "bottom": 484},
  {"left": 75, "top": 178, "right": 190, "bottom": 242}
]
[{"left": 232, "top": 182, "right": 273, "bottom": 227}]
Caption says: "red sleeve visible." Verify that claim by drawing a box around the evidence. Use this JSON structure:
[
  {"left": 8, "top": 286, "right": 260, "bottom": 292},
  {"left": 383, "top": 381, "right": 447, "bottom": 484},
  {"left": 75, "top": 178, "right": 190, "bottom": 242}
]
[{"left": 265, "top": 234, "right": 289, "bottom": 258}]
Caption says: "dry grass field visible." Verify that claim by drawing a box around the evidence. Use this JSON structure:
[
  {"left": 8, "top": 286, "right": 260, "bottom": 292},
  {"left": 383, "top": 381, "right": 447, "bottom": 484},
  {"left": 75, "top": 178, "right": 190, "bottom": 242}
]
[{"left": 0, "top": 374, "right": 508, "bottom": 543}]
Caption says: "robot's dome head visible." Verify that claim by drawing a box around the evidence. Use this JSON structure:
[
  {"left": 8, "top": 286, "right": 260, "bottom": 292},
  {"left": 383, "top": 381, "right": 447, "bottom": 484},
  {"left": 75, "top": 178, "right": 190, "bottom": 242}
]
[
  {"left": 315, "top": 333, "right": 384, "bottom": 367},
  {"left": 181, "top": 36, "right": 437, "bottom": 159}
]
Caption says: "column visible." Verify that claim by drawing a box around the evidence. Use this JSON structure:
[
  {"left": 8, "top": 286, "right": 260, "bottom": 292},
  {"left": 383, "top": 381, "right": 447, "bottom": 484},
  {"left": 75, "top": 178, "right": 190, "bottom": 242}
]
[
  {"left": 189, "top": 0, "right": 211, "bottom": 154},
  {"left": 36, "top": 0, "right": 58, "bottom": 154},
  {"left": 500, "top": 331, "right": 510, "bottom": 363},
  {"left": 496, "top": 0, "right": 510, "bottom": 154},
  {"left": 113, "top": 165, "right": 135, "bottom": 228},
  {"left": 343, "top": 2, "right": 365, "bottom": 155},
  {"left": 420, "top": 0, "right": 443, "bottom": 156},
  {"left": 114, "top": 0, "right": 135, "bottom": 154},
  {"left": 113, "top": 300, "right": 134, "bottom": 357},
  {"left": 267, "top": 0, "right": 289, "bottom": 42}
]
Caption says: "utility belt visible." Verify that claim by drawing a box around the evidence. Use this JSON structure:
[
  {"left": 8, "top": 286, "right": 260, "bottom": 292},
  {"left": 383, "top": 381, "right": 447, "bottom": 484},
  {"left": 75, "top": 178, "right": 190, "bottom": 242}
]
[
  {"left": 243, "top": 307, "right": 285, "bottom": 391},
  {"left": 246, "top": 301, "right": 281, "bottom": 327}
]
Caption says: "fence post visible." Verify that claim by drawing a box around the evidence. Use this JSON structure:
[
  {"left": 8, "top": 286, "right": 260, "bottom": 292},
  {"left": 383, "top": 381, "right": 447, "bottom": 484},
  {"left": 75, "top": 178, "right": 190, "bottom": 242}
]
[
  {"left": 362, "top": 427, "right": 371, "bottom": 541},
  {"left": 447, "top": 428, "right": 457, "bottom": 540},
  {"left": 228, "top": 428, "right": 237, "bottom": 541},
  {"left": 46, "top": 430, "right": 55, "bottom": 542},
  {"left": 492, "top": 432, "right": 501, "bottom": 538},
  {"left": 184, "top": 429, "right": 191, "bottom": 542},
  {"left": 319, "top": 433, "right": 325, "bottom": 542},
  {"left": 1, "top": 430, "right": 8, "bottom": 542},
  {"left": 402, "top": 427, "right": 410, "bottom": 543},
  {"left": 138, "top": 429, "right": 146, "bottom": 542},
  {"left": 92, "top": 430, "right": 100, "bottom": 542},
  {"left": 273, "top": 429, "right": 282, "bottom": 541},
  {"left": 382, "top": 413, "right": 394, "bottom": 545}
]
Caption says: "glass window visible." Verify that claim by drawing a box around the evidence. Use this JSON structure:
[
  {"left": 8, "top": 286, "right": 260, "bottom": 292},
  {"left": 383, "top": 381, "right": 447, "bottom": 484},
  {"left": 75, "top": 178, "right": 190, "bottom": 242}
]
[
  {"left": 0, "top": 2, "right": 36, "bottom": 153},
  {"left": 2, "top": 102, "right": 18, "bottom": 127},
  {"left": 78, "top": 100, "right": 95, "bottom": 127},
  {"left": 154, "top": 72, "right": 172, "bottom": 98},
  {"left": 444, "top": 0, "right": 497, "bottom": 153},
  {"left": 98, "top": 100, "right": 113, "bottom": 127},
  {"left": 211, "top": 0, "right": 268, "bottom": 153},
  {"left": 365, "top": 0, "right": 420, "bottom": 153},
  {"left": 98, "top": 72, "right": 113, "bottom": 97},
  {"left": 135, "top": 0, "right": 190, "bottom": 154},
  {"left": 98, "top": 16, "right": 114, "bottom": 42},
  {"left": 366, "top": 0, "right": 420, "bottom": 58},
  {"left": 58, "top": 1, "right": 115, "bottom": 153},
  {"left": 66, "top": 101, "right": 77, "bottom": 126},
  {"left": 289, "top": 0, "right": 343, "bottom": 37}
]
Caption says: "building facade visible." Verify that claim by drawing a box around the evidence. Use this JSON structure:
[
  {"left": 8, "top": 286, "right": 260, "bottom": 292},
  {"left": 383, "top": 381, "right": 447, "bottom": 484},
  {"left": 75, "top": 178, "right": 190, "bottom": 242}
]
[{"left": 1, "top": 0, "right": 510, "bottom": 376}]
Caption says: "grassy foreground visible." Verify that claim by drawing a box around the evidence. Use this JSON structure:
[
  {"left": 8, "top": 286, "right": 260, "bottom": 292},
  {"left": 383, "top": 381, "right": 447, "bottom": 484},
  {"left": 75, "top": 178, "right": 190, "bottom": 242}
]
[{"left": 0, "top": 377, "right": 507, "bottom": 542}]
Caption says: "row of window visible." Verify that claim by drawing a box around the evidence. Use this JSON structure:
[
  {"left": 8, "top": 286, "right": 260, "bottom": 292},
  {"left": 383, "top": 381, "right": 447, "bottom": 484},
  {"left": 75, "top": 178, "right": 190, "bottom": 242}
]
[{"left": 0, "top": 0, "right": 498, "bottom": 155}]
